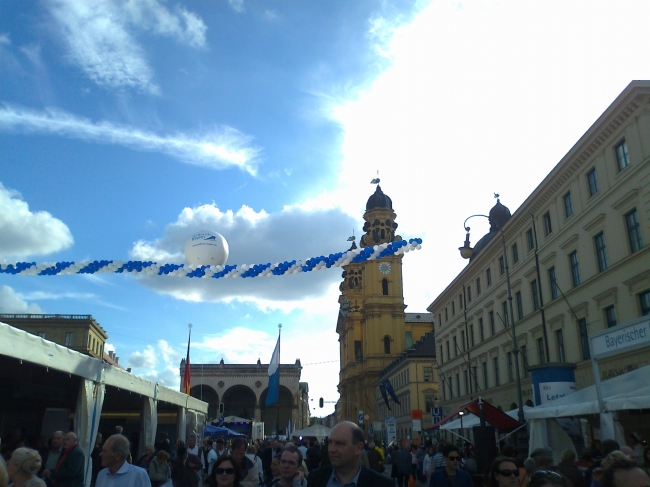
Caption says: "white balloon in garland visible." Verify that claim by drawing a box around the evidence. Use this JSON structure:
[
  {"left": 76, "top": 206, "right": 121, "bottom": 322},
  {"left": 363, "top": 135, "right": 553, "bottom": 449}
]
[{"left": 184, "top": 230, "right": 229, "bottom": 266}]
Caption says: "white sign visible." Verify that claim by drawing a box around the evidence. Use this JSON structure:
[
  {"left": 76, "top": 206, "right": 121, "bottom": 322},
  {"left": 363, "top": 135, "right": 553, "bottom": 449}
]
[
  {"left": 590, "top": 319, "right": 650, "bottom": 359},
  {"left": 385, "top": 417, "right": 397, "bottom": 444},
  {"left": 537, "top": 381, "right": 577, "bottom": 405},
  {"left": 412, "top": 419, "right": 422, "bottom": 432}
]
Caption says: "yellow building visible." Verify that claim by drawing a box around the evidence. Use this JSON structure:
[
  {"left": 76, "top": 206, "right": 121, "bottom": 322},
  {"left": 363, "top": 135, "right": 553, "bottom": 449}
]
[
  {"left": 337, "top": 185, "right": 434, "bottom": 430},
  {"left": 427, "top": 81, "right": 650, "bottom": 440},
  {"left": 373, "top": 331, "right": 438, "bottom": 441}
]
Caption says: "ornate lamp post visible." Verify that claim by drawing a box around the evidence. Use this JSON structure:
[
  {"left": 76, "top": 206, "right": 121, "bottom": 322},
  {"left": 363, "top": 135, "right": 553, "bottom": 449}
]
[{"left": 459, "top": 196, "right": 527, "bottom": 456}]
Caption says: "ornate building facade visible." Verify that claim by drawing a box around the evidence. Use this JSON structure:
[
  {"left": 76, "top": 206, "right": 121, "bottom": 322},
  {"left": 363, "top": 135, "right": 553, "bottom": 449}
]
[{"left": 337, "top": 186, "right": 434, "bottom": 429}]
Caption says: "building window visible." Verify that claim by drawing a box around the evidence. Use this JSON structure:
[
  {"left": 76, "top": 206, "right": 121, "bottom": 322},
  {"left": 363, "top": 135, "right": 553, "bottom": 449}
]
[
  {"left": 452, "top": 301, "right": 455, "bottom": 316},
  {"left": 531, "top": 280, "right": 540, "bottom": 311},
  {"left": 641, "top": 290, "right": 650, "bottom": 316},
  {"left": 512, "top": 243, "right": 519, "bottom": 264},
  {"left": 507, "top": 352, "right": 514, "bottom": 382},
  {"left": 459, "top": 293, "right": 463, "bottom": 309},
  {"left": 579, "top": 318, "right": 590, "bottom": 360},
  {"left": 446, "top": 341, "right": 450, "bottom": 361},
  {"left": 453, "top": 336, "right": 458, "bottom": 356},
  {"left": 476, "top": 277, "right": 481, "bottom": 295},
  {"left": 564, "top": 192, "right": 573, "bottom": 218},
  {"left": 587, "top": 168, "right": 599, "bottom": 196},
  {"left": 526, "top": 228, "right": 534, "bottom": 251},
  {"left": 486, "top": 268, "right": 492, "bottom": 286},
  {"left": 472, "top": 365, "right": 478, "bottom": 391},
  {"left": 499, "top": 256, "right": 505, "bottom": 276},
  {"left": 445, "top": 308, "right": 448, "bottom": 321},
  {"left": 456, "top": 374, "right": 460, "bottom": 397},
  {"left": 65, "top": 332, "right": 74, "bottom": 347},
  {"left": 516, "top": 291, "right": 523, "bottom": 320},
  {"left": 425, "top": 395, "right": 435, "bottom": 411},
  {"left": 493, "top": 357, "right": 500, "bottom": 387},
  {"left": 537, "top": 337, "right": 546, "bottom": 364},
  {"left": 440, "top": 345, "right": 444, "bottom": 363},
  {"left": 469, "top": 324, "right": 475, "bottom": 347},
  {"left": 382, "top": 279, "right": 389, "bottom": 295},
  {"left": 569, "top": 251, "right": 581, "bottom": 287},
  {"left": 354, "top": 341, "right": 363, "bottom": 361},
  {"left": 405, "top": 331, "right": 413, "bottom": 348},
  {"left": 556, "top": 329, "right": 566, "bottom": 362},
  {"left": 543, "top": 212, "right": 552, "bottom": 236},
  {"left": 489, "top": 311, "right": 495, "bottom": 335},
  {"left": 482, "top": 362, "right": 489, "bottom": 389},
  {"left": 461, "top": 330, "right": 466, "bottom": 351},
  {"left": 548, "top": 267, "right": 558, "bottom": 300},
  {"left": 626, "top": 209, "right": 643, "bottom": 253},
  {"left": 479, "top": 318, "right": 484, "bottom": 342},
  {"left": 605, "top": 306, "right": 617, "bottom": 328},
  {"left": 594, "top": 232, "right": 609, "bottom": 272},
  {"left": 442, "top": 381, "right": 446, "bottom": 401},
  {"left": 467, "top": 286, "right": 472, "bottom": 302},
  {"left": 520, "top": 345, "right": 529, "bottom": 378},
  {"left": 424, "top": 367, "right": 433, "bottom": 382},
  {"left": 464, "top": 370, "right": 470, "bottom": 395},
  {"left": 615, "top": 139, "right": 629, "bottom": 171},
  {"left": 384, "top": 336, "right": 391, "bottom": 354},
  {"left": 502, "top": 301, "right": 509, "bottom": 327}
]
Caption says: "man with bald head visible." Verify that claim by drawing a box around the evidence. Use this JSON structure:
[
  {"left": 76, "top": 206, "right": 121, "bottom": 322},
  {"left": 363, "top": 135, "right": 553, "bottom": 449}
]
[
  {"left": 307, "top": 421, "right": 392, "bottom": 487},
  {"left": 44, "top": 432, "right": 85, "bottom": 487}
]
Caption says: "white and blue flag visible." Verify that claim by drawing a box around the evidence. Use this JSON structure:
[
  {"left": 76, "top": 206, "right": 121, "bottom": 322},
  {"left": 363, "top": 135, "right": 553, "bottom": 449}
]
[{"left": 265, "top": 337, "right": 280, "bottom": 406}]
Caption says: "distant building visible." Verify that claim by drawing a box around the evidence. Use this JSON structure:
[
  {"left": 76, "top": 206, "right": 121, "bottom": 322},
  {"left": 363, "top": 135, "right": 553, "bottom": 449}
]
[
  {"left": 0, "top": 313, "right": 108, "bottom": 360},
  {"left": 428, "top": 81, "right": 650, "bottom": 441}
]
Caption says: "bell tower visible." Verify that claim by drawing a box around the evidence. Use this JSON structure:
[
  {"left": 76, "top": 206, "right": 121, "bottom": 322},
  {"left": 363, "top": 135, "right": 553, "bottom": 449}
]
[{"left": 337, "top": 184, "right": 408, "bottom": 428}]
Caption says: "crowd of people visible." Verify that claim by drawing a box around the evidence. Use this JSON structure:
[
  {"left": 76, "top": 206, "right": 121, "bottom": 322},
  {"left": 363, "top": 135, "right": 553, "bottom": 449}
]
[{"left": 1, "top": 425, "right": 648, "bottom": 487}]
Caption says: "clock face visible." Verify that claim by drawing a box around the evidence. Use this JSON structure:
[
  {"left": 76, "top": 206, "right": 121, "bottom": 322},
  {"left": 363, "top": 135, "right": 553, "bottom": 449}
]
[{"left": 379, "top": 262, "right": 392, "bottom": 275}]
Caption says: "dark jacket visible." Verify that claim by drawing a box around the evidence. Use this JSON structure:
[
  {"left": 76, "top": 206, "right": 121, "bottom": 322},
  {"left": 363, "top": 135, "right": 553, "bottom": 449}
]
[
  {"left": 366, "top": 448, "right": 383, "bottom": 472},
  {"left": 396, "top": 449, "right": 412, "bottom": 476},
  {"left": 171, "top": 454, "right": 202, "bottom": 487},
  {"left": 429, "top": 468, "right": 473, "bottom": 487},
  {"left": 307, "top": 465, "right": 393, "bottom": 487},
  {"left": 50, "top": 445, "right": 85, "bottom": 487},
  {"left": 555, "top": 462, "right": 586, "bottom": 487}
]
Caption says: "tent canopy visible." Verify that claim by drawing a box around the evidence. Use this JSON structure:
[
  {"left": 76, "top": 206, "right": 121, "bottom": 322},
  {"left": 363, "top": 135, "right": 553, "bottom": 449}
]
[
  {"left": 525, "top": 364, "right": 650, "bottom": 419},
  {"left": 204, "top": 425, "right": 244, "bottom": 437},
  {"left": 291, "top": 424, "right": 332, "bottom": 440},
  {"left": 221, "top": 415, "right": 252, "bottom": 423},
  {"left": 441, "top": 406, "right": 533, "bottom": 430},
  {"left": 429, "top": 398, "right": 522, "bottom": 431}
]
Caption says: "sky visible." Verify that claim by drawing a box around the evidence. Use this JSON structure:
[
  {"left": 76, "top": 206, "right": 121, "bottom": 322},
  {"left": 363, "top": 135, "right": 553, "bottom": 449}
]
[{"left": 1, "top": 0, "right": 649, "bottom": 418}]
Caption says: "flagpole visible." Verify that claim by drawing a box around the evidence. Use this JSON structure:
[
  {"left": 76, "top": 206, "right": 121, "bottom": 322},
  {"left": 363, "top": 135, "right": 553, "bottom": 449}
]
[{"left": 276, "top": 323, "right": 282, "bottom": 437}]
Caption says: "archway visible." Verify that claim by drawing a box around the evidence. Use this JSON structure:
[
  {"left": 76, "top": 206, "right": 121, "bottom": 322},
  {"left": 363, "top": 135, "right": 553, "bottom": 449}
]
[
  {"left": 222, "top": 385, "right": 256, "bottom": 420},
  {"left": 190, "top": 385, "right": 219, "bottom": 421},
  {"left": 260, "top": 386, "right": 293, "bottom": 435},
  {"left": 509, "top": 402, "right": 518, "bottom": 411},
  {"left": 525, "top": 399, "right": 534, "bottom": 407}
]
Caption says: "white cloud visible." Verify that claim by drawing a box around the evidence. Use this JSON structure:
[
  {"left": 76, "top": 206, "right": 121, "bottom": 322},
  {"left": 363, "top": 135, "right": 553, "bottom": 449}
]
[
  {"left": 17, "top": 291, "right": 96, "bottom": 300},
  {"left": 128, "top": 202, "right": 359, "bottom": 310},
  {"left": 127, "top": 339, "right": 183, "bottom": 388},
  {"left": 0, "top": 285, "right": 43, "bottom": 313},
  {"left": 46, "top": 0, "right": 207, "bottom": 93},
  {"left": 0, "top": 106, "right": 261, "bottom": 175},
  {"left": 0, "top": 33, "right": 10, "bottom": 45},
  {"left": 127, "top": 346, "right": 157, "bottom": 368},
  {"left": 227, "top": 0, "right": 245, "bottom": 13},
  {"left": 0, "top": 182, "right": 74, "bottom": 258}
]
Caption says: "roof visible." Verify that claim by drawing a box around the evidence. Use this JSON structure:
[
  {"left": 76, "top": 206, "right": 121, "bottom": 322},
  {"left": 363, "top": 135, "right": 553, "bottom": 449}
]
[
  {"left": 366, "top": 185, "right": 393, "bottom": 211},
  {"left": 428, "top": 398, "right": 522, "bottom": 431},
  {"left": 405, "top": 312, "right": 434, "bottom": 323},
  {"left": 379, "top": 331, "right": 436, "bottom": 378}
]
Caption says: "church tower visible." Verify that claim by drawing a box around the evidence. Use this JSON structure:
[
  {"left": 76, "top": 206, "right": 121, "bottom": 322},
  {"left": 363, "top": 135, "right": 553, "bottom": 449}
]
[{"left": 337, "top": 185, "right": 430, "bottom": 428}]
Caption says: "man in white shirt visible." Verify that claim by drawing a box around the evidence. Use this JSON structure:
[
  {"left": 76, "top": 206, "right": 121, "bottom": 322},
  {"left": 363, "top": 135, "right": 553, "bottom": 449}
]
[
  {"left": 187, "top": 435, "right": 200, "bottom": 457},
  {"left": 96, "top": 435, "right": 151, "bottom": 487}
]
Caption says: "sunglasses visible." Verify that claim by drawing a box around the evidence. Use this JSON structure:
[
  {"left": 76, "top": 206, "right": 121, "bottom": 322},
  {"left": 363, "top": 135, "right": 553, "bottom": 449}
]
[
  {"left": 215, "top": 468, "right": 235, "bottom": 475},
  {"left": 498, "top": 469, "right": 519, "bottom": 477},
  {"left": 447, "top": 456, "right": 461, "bottom": 461}
]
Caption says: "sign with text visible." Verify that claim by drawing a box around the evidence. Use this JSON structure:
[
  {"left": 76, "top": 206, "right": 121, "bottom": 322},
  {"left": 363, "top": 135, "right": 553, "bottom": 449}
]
[
  {"left": 590, "top": 318, "right": 650, "bottom": 359},
  {"left": 537, "top": 381, "right": 578, "bottom": 405},
  {"left": 412, "top": 419, "right": 422, "bottom": 432},
  {"left": 385, "top": 417, "right": 397, "bottom": 444}
]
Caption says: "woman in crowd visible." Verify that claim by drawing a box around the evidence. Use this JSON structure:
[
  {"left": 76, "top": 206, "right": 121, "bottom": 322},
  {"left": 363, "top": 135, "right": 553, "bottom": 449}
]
[
  {"left": 487, "top": 457, "right": 520, "bottom": 487},
  {"left": 137, "top": 445, "right": 156, "bottom": 471},
  {"left": 149, "top": 450, "right": 170, "bottom": 487},
  {"left": 6, "top": 448, "right": 46, "bottom": 487},
  {"left": 208, "top": 455, "right": 241, "bottom": 487}
]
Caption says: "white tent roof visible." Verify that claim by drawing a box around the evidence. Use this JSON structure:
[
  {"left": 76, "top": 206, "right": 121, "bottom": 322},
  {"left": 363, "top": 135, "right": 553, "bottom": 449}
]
[
  {"left": 0, "top": 321, "right": 207, "bottom": 413},
  {"left": 525, "top": 364, "right": 650, "bottom": 419},
  {"left": 442, "top": 406, "right": 533, "bottom": 430},
  {"left": 222, "top": 415, "right": 252, "bottom": 423},
  {"left": 291, "top": 423, "right": 333, "bottom": 439}
]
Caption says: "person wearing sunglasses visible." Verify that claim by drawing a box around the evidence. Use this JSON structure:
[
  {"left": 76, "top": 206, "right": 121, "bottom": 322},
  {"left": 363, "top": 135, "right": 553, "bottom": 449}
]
[
  {"left": 487, "top": 457, "right": 520, "bottom": 487},
  {"left": 209, "top": 455, "right": 242, "bottom": 487},
  {"left": 429, "top": 445, "right": 473, "bottom": 487}
]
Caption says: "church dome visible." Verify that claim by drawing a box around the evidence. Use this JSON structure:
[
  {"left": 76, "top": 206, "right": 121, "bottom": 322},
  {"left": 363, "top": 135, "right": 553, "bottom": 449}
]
[{"left": 366, "top": 185, "right": 393, "bottom": 211}]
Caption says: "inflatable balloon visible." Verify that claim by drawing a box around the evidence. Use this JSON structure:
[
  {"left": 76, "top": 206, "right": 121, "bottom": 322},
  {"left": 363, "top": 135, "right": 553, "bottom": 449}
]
[{"left": 184, "top": 230, "right": 229, "bottom": 266}]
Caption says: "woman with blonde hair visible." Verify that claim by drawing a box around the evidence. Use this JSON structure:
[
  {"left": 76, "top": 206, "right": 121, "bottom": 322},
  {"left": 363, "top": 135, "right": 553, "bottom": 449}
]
[{"left": 6, "top": 448, "right": 46, "bottom": 487}]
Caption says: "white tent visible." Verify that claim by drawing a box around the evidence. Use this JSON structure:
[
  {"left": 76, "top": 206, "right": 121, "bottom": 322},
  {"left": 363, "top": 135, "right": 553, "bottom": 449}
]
[
  {"left": 441, "top": 406, "right": 534, "bottom": 430},
  {"left": 222, "top": 415, "right": 252, "bottom": 423},
  {"left": 525, "top": 364, "right": 650, "bottom": 419},
  {"left": 290, "top": 423, "right": 333, "bottom": 440}
]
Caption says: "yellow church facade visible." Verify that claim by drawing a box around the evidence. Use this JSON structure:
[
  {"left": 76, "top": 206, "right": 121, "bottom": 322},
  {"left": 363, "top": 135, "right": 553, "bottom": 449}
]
[{"left": 337, "top": 186, "right": 434, "bottom": 430}]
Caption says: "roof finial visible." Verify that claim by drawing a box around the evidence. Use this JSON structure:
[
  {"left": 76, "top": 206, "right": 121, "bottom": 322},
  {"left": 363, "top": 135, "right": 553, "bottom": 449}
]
[
  {"left": 494, "top": 192, "right": 500, "bottom": 202},
  {"left": 347, "top": 229, "right": 355, "bottom": 242},
  {"left": 371, "top": 170, "right": 380, "bottom": 185}
]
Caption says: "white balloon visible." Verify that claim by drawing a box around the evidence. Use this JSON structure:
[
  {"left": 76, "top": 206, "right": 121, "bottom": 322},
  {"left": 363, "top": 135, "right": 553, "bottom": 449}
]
[{"left": 184, "top": 230, "right": 229, "bottom": 266}]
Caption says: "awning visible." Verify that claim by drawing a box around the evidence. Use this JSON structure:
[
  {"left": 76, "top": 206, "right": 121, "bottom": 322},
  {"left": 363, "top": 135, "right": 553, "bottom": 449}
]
[{"left": 428, "top": 398, "right": 522, "bottom": 431}]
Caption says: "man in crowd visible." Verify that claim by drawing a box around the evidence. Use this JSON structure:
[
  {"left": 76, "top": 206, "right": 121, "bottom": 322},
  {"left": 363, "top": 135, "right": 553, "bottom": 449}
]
[
  {"left": 43, "top": 432, "right": 64, "bottom": 478},
  {"left": 186, "top": 435, "right": 199, "bottom": 457},
  {"left": 601, "top": 452, "right": 650, "bottom": 487},
  {"left": 171, "top": 446, "right": 202, "bottom": 487},
  {"left": 365, "top": 442, "right": 383, "bottom": 473},
  {"left": 306, "top": 421, "right": 392, "bottom": 487},
  {"left": 428, "top": 445, "right": 472, "bottom": 487},
  {"left": 96, "top": 434, "right": 151, "bottom": 487},
  {"left": 305, "top": 441, "right": 320, "bottom": 473},
  {"left": 231, "top": 438, "right": 259, "bottom": 487},
  {"left": 44, "top": 432, "right": 85, "bottom": 487},
  {"left": 263, "top": 440, "right": 282, "bottom": 486},
  {"left": 271, "top": 446, "right": 305, "bottom": 487}
]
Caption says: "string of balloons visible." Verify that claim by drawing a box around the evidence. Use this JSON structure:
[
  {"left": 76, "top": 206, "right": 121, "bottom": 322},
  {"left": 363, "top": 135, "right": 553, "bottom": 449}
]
[{"left": 1, "top": 238, "right": 423, "bottom": 279}]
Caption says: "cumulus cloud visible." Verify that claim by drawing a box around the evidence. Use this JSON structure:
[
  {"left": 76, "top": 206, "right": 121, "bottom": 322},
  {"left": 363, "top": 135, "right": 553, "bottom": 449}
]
[
  {"left": 0, "top": 106, "right": 261, "bottom": 175},
  {"left": 0, "top": 182, "right": 73, "bottom": 258},
  {"left": 128, "top": 202, "right": 359, "bottom": 309},
  {"left": 127, "top": 339, "right": 182, "bottom": 388},
  {"left": 0, "top": 285, "right": 43, "bottom": 314},
  {"left": 47, "top": 0, "right": 207, "bottom": 93}
]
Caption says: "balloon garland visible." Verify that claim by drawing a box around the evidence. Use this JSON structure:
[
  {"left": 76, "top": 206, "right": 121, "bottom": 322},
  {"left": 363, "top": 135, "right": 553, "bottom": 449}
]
[{"left": 1, "top": 238, "right": 423, "bottom": 279}]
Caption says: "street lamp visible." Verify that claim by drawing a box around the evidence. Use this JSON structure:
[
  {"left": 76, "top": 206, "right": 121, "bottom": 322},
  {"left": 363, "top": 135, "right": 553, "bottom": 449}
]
[
  {"left": 459, "top": 201, "right": 527, "bottom": 456},
  {"left": 458, "top": 410, "right": 465, "bottom": 441}
]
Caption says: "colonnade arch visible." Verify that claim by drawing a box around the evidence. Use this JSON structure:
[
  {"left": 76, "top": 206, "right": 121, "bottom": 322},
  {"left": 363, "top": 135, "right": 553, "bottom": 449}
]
[{"left": 190, "top": 385, "right": 219, "bottom": 420}]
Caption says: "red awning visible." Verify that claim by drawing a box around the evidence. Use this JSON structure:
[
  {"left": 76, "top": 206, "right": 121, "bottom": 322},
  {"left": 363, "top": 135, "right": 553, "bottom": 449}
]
[{"left": 428, "top": 398, "right": 522, "bottom": 431}]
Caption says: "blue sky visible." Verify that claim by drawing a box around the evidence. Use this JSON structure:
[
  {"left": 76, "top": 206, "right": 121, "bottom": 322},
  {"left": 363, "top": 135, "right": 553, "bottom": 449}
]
[{"left": 1, "top": 0, "right": 649, "bottom": 417}]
